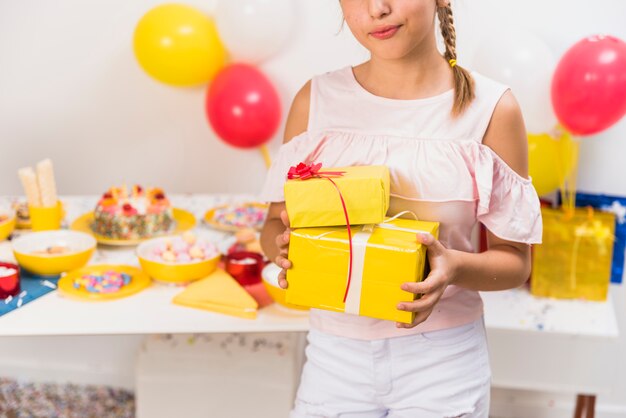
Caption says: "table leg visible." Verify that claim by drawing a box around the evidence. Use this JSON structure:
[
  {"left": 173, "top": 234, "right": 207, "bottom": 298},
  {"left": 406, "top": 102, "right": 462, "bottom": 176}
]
[{"left": 574, "top": 394, "right": 596, "bottom": 418}]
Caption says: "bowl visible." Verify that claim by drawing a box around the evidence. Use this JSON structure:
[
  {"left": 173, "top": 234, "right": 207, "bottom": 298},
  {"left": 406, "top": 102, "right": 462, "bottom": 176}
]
[
  {"left": 0, "top": 261, "right": 20, "bottom": 298},
  {"left": 136, "top": 235, "right": 221, "bottom": 284},
  {"left": 261, "top": 263, "right": 309, "bottom": 311},
  {"left": 0, "top": 212, "right": 16, "bottom": 241},
  {"left": 12, "top": 230, "right": 96, "bottom": 276},
  {"left": 224, "top": 251, "right": 264, "bottom": 286}
]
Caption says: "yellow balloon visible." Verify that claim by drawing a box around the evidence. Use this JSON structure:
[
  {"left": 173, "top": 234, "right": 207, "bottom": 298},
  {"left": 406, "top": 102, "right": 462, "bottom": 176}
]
[
  {"left": 133, "top": 4, "right": 226, "bottom": 86},
  {"left": 528, "top": 131, "right": 576, "bottom": 196}
]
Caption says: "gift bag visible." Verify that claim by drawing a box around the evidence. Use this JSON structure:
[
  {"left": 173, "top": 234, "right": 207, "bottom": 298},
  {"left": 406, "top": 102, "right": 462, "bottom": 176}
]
[
  {"left": 531, "top": 207, "right": 615, "bottom": 301},
  {"left": 574, "top": 192, "right": 626, "bottom": 284}
]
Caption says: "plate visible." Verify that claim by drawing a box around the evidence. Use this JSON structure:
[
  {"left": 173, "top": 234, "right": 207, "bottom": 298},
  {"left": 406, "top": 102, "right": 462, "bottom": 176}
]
[
  {"left": 203, "top": 202, "right": 268, "bottom": 232},
  {"left": 58, "top": 264, "right": 151, "bottom": 301},
  {"left": 70, "top": 208, "right": 196, "bottom": 246}
]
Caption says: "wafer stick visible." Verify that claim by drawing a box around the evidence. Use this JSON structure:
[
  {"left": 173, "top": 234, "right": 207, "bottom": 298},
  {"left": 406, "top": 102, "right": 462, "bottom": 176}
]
[
  {"left": 18, "top": 167, "right": 41, "bottom": 206},
  {"left": 36, "top": 159, "right": 58, "bottom": 207}
]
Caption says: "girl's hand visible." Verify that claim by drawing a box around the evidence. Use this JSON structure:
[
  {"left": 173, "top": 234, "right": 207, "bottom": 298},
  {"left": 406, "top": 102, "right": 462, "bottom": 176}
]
[
  {"left": 274, "top": 210, "right": 291, "bottom": 289},
  {"left": 396, "top": 233, "right": 458, "bottom": 329}
]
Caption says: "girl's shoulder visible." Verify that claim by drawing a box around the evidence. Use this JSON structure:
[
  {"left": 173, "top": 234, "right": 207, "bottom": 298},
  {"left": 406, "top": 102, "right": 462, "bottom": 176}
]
[{"left": 284, "top": 66, "right": 352, "bottom": 142}]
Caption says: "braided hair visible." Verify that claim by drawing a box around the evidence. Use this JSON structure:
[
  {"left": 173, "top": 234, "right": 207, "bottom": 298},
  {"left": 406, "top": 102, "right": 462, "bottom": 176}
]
[{"left": 437, "top": 3, "right": 475, "bottom": 116}]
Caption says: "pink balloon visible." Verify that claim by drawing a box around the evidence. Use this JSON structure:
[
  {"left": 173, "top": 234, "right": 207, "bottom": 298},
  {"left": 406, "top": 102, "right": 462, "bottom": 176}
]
[
  {"left": 551, "top": 35, "right": 626, "bottom": 136},
  {"left": 205, "top": 63, "right": 281, "bottom": 149}
]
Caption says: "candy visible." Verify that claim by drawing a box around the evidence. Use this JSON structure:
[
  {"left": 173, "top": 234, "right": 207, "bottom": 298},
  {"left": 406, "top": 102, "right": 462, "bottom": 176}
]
[
  {"left": 176, "top": 253, "right": 192, "bottom": 262},
  {"left": 235, "top": 228, "right": 257, "bottom": 243},
  {"left": 188, "top": 245, "right": 204, "bottom": 259},
  {"left": 213, "top": 203, "right": 268, "bottom": 229},
  {"left": 150, "top": 233, "right": 218, "bottom": 263},
  {"left": 73, "top": 270, "right": 131, "bottom": 294},
  {"left": 32, "top": 245, "right": 71, "bottom": 255},
  {"left": 182, "top": 231, "right": 196, "bottom": 245},
  {"left": 162, "top": 251, "right": 177, "bottom": 262}
]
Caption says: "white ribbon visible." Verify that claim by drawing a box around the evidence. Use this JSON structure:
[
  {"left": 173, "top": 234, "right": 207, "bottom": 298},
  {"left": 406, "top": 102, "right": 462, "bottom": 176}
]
[
  {"left": 343, "top": 212, "right": 433, "bottom": 315},
  {"left": 293, "top": 211, "right": 434, "bottom": 315},
  {"left": 344, "top": 225, "right": 373, "bottom": 315}
]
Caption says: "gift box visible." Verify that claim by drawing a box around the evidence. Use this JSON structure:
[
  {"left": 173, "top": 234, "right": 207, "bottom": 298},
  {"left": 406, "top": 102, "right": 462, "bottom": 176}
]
[
  {"left": 286, "top": 216, "right": 439, "bottom": 323},
  {"left": 531, "top": 207, "right": 615, "bottom": 301},
  {"left": 284, "top": 164, "right": 390, "bottom": 228}
]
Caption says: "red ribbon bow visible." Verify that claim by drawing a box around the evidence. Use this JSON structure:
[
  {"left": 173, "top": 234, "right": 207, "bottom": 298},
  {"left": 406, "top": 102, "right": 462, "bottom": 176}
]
[
  {"left": 288, "top": 162, "right": 354, "bottom": 304},
  {"left": 287, "top": 162, "right": 345, "bottom": 180}
]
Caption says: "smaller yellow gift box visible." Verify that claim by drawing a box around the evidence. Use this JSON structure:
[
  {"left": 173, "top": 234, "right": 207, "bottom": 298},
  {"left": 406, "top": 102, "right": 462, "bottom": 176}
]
[
  {"left": 286, "top": 216, "right": 439, "bottom": 323},
  {"left": 284, "top": 164, "right": 390, "bottom": 228},
  {"left": 531, "top": 207, "right": 615, "bottom": 301}
]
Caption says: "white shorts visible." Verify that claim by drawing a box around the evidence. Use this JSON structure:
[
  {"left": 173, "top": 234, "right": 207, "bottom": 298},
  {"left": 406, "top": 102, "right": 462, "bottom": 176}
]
[{"left": 291, "top": 317, "right": 491, "bottom": 418}]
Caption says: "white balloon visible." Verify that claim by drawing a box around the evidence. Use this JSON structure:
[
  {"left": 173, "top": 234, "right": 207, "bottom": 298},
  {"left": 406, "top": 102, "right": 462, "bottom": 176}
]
[
  {"left": 215, "top": 0, "right": 295, "bottom": 63},
  {"left": 471, "top": 29, "right": 557, "bottom": 134}
]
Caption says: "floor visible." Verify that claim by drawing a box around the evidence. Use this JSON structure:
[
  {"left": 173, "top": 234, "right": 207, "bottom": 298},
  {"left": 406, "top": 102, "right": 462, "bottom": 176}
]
[{"left": 0, "top": 378, "right": 134, "bottom": 418}]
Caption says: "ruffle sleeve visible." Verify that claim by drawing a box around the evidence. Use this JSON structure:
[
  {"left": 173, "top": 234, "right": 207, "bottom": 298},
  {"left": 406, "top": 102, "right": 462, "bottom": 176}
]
[
  {"left": 475, "top": 145, "right": 543, "bottom": 244},
  {"left": 258, "top": 132, "right": 309, "bottom": 202}
]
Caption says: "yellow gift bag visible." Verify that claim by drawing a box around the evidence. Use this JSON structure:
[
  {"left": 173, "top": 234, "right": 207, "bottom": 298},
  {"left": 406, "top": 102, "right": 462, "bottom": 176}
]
[
  {"left": 286, "top": 216, "right": 439, "bottom": 323},
  {"left": 284, "top": 164, "right": 390, "bottom": 228},
  {"left": 531, "top": 207, "right": 615, "bottom": 301}
]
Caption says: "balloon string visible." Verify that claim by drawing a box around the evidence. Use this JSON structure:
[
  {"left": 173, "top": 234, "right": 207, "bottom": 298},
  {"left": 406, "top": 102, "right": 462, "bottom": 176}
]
[
  {"left": 560, "top": 135, "right": 580, "bottom": 219},
  {"left": 260, "top": 145, "right": 271, "bottom": 169}
]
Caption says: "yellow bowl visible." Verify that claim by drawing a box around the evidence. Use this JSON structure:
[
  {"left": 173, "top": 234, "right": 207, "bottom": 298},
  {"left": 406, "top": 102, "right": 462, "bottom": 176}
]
[
  {"left": 261, "top": 263, "right": 309, "bottom": 311},
  {"left": 0, "top": 214, "right": 16, "bottom": 241},
  {"left": 12, "top": 230, "right": 96, "bottom": 276},
  {"left": 136, "top": 236, "right": 220, "bottom": 284}
]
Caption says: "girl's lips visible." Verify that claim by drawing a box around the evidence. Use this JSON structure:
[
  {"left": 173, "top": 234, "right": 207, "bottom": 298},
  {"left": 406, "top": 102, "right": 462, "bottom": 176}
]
[{"left": 370, "top": 25, "right": 401, "bottom": 40}]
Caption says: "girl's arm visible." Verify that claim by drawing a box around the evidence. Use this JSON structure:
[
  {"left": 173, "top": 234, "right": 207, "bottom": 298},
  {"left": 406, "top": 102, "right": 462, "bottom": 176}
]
[
  {"left": 260, "top": 80, "right": 311, "bottom": 288},
  {"left": 398, "top": 90, "right": 533, "bottom": 327},
  {"left": 454, "top": 89, "right": 531, "bottom": 291}
]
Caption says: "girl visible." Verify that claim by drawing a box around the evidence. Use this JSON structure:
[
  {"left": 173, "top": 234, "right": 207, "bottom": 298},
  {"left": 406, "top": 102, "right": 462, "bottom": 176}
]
[{"left": 260, "top": 0, "right": 542, "bottom": 416}]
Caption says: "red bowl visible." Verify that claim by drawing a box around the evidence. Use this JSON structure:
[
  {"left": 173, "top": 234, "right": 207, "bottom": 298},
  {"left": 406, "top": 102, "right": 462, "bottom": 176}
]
[
  {"left": 0, "top": 261, "right": 20, "bottom": 299},
  {"left": 224, "top": 251, "right": 264, "bottom": 286}
]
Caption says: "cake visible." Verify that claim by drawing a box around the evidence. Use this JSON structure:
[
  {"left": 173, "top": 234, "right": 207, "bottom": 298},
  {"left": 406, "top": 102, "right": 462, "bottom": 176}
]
[
  {"left": 11, "top": 201, "right": 30, "bottom": 228},
  {"left": 93, "top": 185, "right": 174, "bottom": 240}
]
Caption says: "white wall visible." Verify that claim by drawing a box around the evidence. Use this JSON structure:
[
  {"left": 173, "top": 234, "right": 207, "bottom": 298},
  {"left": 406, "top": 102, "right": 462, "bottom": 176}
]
[
  {"left": 1, "top": 0, "right": 625, "bottom": 414},
  {"left": 0, "top": 0, "right": 365, "bottom": 195}
]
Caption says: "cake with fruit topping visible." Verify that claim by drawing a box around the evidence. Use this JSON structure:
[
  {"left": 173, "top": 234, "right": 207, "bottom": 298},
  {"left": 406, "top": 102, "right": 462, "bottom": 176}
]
[{"left": 93, "top": 185, "right": 174, "bottom": 240}]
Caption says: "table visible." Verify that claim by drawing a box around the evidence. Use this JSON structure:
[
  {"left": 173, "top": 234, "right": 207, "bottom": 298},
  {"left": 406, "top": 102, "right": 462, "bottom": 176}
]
[
  {"left": 0, "top": 194, "right": 310, "bottom": 336},
  {"left": 0, "top": 195, "right": 620, "bottom": 417}
]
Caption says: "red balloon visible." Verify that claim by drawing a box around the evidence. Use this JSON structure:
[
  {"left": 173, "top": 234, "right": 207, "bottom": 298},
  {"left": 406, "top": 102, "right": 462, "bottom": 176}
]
[
  {"left": 206, "top": 63, "right": 281, "bottom": 149},
  {"left": 551, "top": 35, "right": 626, "bottom": 136}
]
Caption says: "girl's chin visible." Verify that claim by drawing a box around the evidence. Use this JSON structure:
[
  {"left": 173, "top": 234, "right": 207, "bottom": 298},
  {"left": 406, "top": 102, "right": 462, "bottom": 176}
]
[{"left": 368, "top": 46, "right": 413, "bottom": 61}]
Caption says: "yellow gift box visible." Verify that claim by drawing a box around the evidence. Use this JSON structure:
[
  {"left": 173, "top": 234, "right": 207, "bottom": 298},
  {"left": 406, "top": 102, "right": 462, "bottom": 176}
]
[
  {"left": 531, "top": 207, "right": 615, "bottom": 301},
  {"left": 284, "top": 165, "right": 390, "bottom": 228},
  {"left": 286, "top": 216, "right": 439, "bottom": 323}
]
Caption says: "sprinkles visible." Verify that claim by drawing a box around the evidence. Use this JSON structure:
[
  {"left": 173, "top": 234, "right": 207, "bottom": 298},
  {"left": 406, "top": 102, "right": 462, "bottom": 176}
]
[{"left": 73, "top": 271, "right": 131, "bottom": 294}]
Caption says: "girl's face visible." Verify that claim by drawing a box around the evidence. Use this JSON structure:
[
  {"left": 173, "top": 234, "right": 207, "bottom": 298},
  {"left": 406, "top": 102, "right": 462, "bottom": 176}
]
[{"left": 340, "top": 0, "right": 443, "bottom": 61}]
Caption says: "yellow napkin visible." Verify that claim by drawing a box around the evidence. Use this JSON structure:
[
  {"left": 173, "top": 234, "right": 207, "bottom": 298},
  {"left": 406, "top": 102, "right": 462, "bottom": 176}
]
[{"left": 173, "top": 269, "right": 258, "bottom": 319}]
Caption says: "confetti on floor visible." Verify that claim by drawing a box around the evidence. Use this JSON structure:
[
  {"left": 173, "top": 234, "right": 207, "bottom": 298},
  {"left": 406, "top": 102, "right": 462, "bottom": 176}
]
[{"left": 0, "top": 377, "right": 134, "bottom": 418}]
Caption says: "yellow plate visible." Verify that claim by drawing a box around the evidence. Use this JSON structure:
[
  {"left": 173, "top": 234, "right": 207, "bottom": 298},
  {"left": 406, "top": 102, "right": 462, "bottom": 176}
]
[
  {"left": 0, "top": 215, "right": 16, "bottom": 241},
  {"left": 58, "top": 265, "right": 151, "bottom": 301},
  {"left": 203, "top": 202, "right": 268, "bottom": 232},
  {"left": 70, "top": 208, "right": 196, "bottom": 246}
]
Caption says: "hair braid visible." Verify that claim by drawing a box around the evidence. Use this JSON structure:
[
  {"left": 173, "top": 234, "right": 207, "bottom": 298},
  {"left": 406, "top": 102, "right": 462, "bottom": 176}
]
[{"left": 437, "top": 3, "right": 475, "bottom": 116}]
